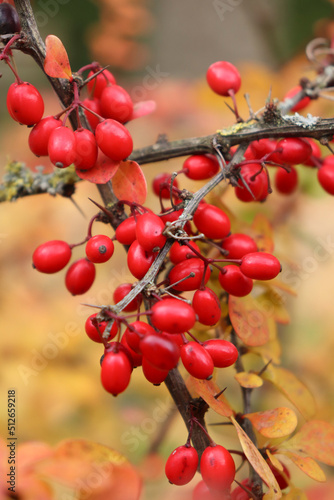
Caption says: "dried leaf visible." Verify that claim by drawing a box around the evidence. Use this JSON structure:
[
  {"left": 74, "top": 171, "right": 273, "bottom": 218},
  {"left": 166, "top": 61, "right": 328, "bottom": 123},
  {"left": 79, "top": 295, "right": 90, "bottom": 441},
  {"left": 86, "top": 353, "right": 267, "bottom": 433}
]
[
  {"left": 230, "top": 417, "right": 282, "bottom": 499},
  {"left": 75, "top": 151, "right": 120, "bottom": 184},
  {"left": 279, "top": 450, "right": 326, "bottom": 482},
  {"left": 235, "top": 372, "right": 263, "bottom": 389},
  {"left": 131, "top": 100, "right": 156, "bottom": 120},
  {"left": 190, "top": 377, "right": 234, "bottom": 418},
  {"left": 280, "top": 420, "right": 334, "bottom": 466},
  {"left": 229, "top": 294, "right": 271, "bottom": 346},
  {"left": 266, "top": 450, "right": 284, "bottom": 471},
  {"left": 261, "top": 366, "right": 316, "bottom": 420},
  {"left": 112, "top": 161, "right": 147, "bottom": 204},
  {"left": 44, "top": 35, "right": 72, "bottom": 80},
  {"left": 251, "top": 213, "right": 275, "bottom": 253},
  {"left": 244, "top": 408, "right": 298, "bottom": 439}
]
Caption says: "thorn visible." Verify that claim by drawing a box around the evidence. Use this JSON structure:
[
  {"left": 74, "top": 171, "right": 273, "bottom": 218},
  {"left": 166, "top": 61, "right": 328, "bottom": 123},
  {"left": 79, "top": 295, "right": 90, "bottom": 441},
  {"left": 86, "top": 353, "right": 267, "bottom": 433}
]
[
  {"left": 69, "top": 196, "right": 86, "bottom": 217},
  {"left": 214, "top": 387, "right": 227, "bottom": 399},
  {"left": 257, "top": 359, "right": 272, "bottom": 377}
]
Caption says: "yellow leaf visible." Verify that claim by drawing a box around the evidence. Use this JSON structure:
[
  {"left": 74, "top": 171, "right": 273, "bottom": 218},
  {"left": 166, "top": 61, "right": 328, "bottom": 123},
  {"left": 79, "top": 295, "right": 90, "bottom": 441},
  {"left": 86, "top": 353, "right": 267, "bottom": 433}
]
[
  {"left": 280, "top": 420, "right": 334, "bottom": 466},
  {"left": 280, "top": 450, "right": 326, "bottom": 482},
  {"left": 235, "top": 372, "right": 264, "bottom": 389},
  {"left": 44, "top": 35, "right": 72, "bottom": 80},
  {"left": 245, "top": 408, "right": 298, "bottom": 439},
  {"left": 229, "top": 294, "right": 271, "bottom": 346},
  {"left": 266, "top": 450, "right": 284, "bottom": 471},
  {"left": 261, "top": 366, "right": 316, "bottom": 420},
  {"left": 190, "top": 377, "right": 234, "bottom": 418},
  {"left": 230, "top": 417, "right": 282, "bottom": 499}
]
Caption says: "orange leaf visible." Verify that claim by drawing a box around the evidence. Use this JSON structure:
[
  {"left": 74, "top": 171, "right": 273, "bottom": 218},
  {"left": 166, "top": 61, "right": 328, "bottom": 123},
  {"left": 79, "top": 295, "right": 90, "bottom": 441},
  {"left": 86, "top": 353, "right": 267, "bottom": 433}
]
[
  {"left": 261, "top": 365, "right": 316, "bottom": 420},
  {"left": 244, "top": 408, "right": 298, "bottom": 439},
  {"left": 230, "top": 417, "right": 282, "bottom": 499},
  {"left": 234, "top": 372, "right": 263, "bottom": 389},
  {"left": 279, "top": 450, "right": 326, "bottom": 482},
  {"left": 229, "top": 294, "right": 271, "bottom": 346},
  {"left": 112, "top": 161, "right": 147, "bottom": 204},
  {"left": 44, "top": 35, "right": 72, "bottom": 80},
  {"left": 75, "top": 151, "right": 120, "bottom": 184},
  {"left": 251, "top": 213, "right": 275, "bottom": 253},
  {"left": 280, "top": 420, "right": 334, "bottom": 466},
  {"left": 190, "top": 377, "right": 234, "bottom": 417}
]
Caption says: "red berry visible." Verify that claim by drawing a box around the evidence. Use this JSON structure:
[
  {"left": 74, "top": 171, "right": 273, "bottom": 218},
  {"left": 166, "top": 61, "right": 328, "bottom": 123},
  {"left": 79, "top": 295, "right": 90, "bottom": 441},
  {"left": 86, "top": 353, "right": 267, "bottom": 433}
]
[
  {"left": 115, "top": 216, "right": 138, "bottom": 245},
  {"left": 85, "top": 313, "right": 118, "bottom": 343},
  {"left": 136, "top": 213, "right": 166, "bottom": 252},
  {"left": 65, "top": 258, "right": 96, "bottom": 295},
  {"left": 203, "top": 339, "right": 238, "bottom": 368},
  {"left": 95, "top": 119, "right": 133, "bottom": 161},
  {"left": 200, "top": 445, "right": 235, "bottom": 491},
  {"left": 250, "top": 139, "right": 277, "bottom": 159},
  {"left": 74, "top": 128, "right": 98, "bottom": 170},
  {"left": 151, "top": 298, "right": 196, "bottom": 334},
  {"left": 127, "top": 240, "right": 157, "bottom": 279},
  {"left": 32, "top": 240, "right": 71, "bottom": 274},
  {"left": 113, "top": 283, "right": 142, "bottom": 312},
  {"left": 206, "top": 61, "right": 241, "bottom": 96},
  {"left": 231, "top": 479, "right": 253, "bottom": 500},
  {"left": 99, "top": 85, "right": 133, "bottom": 123},
  {"left": 275, "top": 166, "right": 298, "bottom": 195},
  {"left": 304, "top": 138, "right": 321, "bottom": 167},
  {"left": 165, "top": 445, "right": 198, "bottom": 486},
  {"left": 120, "top": 335, "right": 143, "bottom": 367},
  {"left": 283, "top": 85, "right": 310, "bottom": 112},
  {"left": 82, "top": 97, "right": 101, "bottom": 131},
  {"left": 7, "top": 82, "right": 44, "bottom": 125},
  {"left": 168, "top": 258, "right": 211, "bottom": 292},
  {"left": 142, "top": 357, "right": 169, "bottom": 385},
  {"left": 101, "top": 346, "right": 132, "bottom": 396},
  {"left": 240, "top": 252, "right": 281, "bottom": 280},
  {"left": 140, "top": 333, "right": 180, "bottom": 371},
  {"left": 235, "top": 164, "right": 268, "bottom": 202},
  {"left": 0, "top": 3, "right": 21, "bottom": 35},
  {"left": 152, "top": 172, "right": 179, "bottom": 199},
  {"left": 124, "top": 321, "right": 155, "bottom": 354},
  {"left": 274, "top": 138, "right": 312, "bottom": 165},
  {"left": 85, "top": 235, "right": 114, "bottom": 263},
  {"left": 87, "top": 68, "right": 116, "bottom": 98},
  {"left": 193, "top": 480, "right": 231, "bottom": 500},
  {"left": 48, "top": 126, "right": 76, "bottom": 168},
  {"left": 192, "top": 288, "right": 221, "bottom": 326},
  {"left": 218, "top": 265, "right": 253, "bottom": 297},
  {"left": 267, "top": 461, "right": 290, "bottom": 490},
  {"left": 222, "top": 233, "right": 258, "bottom": 259},
  {"left": 193, "top": 204, "right": 231, "bottom": 239},
  {"left": 317, "top": 163, "right": 334, "bottom": 195},
  {"left": 180, "top": 342, "right": 214, "bottom": 379},
  {"left": 183, "top": 155, "right": 220, "bottom": 180},
  {"left": 169, "top": 241, "right": 201, "bottom": 264},
  {"left": 29, "top": 116, "right": 62, "bottom": 157}
]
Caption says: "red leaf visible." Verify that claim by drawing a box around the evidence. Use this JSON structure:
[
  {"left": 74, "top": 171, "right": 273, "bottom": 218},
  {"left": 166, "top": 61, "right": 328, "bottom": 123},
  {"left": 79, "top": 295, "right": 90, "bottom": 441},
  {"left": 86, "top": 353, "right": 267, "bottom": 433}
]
[
  {"left": 112, "top": 161, "right": 147, "bottom": 204},
  {"left": 44, "top": 35, "right": 72, "bottom": 80},
  {"left": 75, "top": 151, "right": 120, "bottom": 184},
  {"left": 130, "top": 100, "right": 156, "bottom": 120}
]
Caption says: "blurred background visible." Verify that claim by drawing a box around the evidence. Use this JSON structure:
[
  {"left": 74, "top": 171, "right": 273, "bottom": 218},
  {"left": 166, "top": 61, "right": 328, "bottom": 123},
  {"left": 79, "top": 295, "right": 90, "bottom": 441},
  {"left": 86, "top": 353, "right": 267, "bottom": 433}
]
[{"left": 1, "top": 0, "right": 334, "bottom": 498}]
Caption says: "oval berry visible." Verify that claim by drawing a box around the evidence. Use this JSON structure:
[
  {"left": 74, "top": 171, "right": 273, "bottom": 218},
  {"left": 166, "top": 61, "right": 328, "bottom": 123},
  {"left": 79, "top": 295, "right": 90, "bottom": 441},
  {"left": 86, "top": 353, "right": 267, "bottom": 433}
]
[
  {"left": 317, "top": 163, "right": 334, "bottom": 195},
  {"left": 140, "top": 334, "right": 180, "bottom": 371},
  {"left": 168, "top": 258, "right": 211, "bottom": 291},
  {"left": 87, "top": 68, "right": 116, "bottom": 98},
  {"left": 113, "top": 283, "right": 142, "bottom": 312},
  {"left": 120, "top": 335, "right": 143, "bottom": 368},
  {"left": 74, "top": 128, "right": 98, "bottom": 170},
  {"left": 250, "top": 139, "right": 277, "bottom": 159},
  {"left": 85, "top": 235, "right": 114, "bottom": 263},
  {"left": 240, "top": 252, "right": 281, "bottom": 280},
  {"left": 142, "top": 357, "right": 169, "bottom": 385},
  {"left": 29, "top": 116, "right": 62, "bottom": 157},
  {"left": 152, "top": 172, "right": 179, "bottom": 199},
  {"left": 0, "top": 3, "right": 21, "bottom": 35},
  {"left": 115, "top": 216, "right": 138, "bottom": 245},
  {"left": 183, "top": 154, "right": 220, "bottom": 180},
  {"left": 151, "top": 298, "right": 196, "bottom": 334},
  {"left": 235, "top": 164, "right": 268, "bottom": 202},
  {"left": 100, "top": 84, "right": 133, "bottom": 123},
  {"left": 200, "top": 445, "right": 235, "bottom": 491},
  {"left": 85, "top": 313, "right": 118, "bottom": 343},
  {"left": 193, "top": 204, "right": 231, "bottom": 239},
  {"left": 165, "top": 445, "right": 198, "bottom": 486},
  {"left": 218, "top": 265, "right": 253, "bottom": 297},
  {"left": 275, "top": 138, "right": 312, "bottom": 165},
  {"left": 7, "top": 82, "right": 44, "bottom": 125},
  {"left": 101, "top": 348, "right": 132, "bottom": 396},
  {"left": 169, "top": 240, "right": 200, "bottom": 264},
  {"left": 48, "top": 126, "right": 76, "bottom": 168},
  {"left": 231, "top": 479, "right": 253, "bottom": 500},
  {"left": 181, "top": 342, "right": 214, "bottom": 379},
  {"left": 283, "top": 85, "right": 310, "bottom": 112},
  {"left": 304, "top": 138, "right": 322, "bottom": 167},
  {"left": 95, "top": 119, "right": 133, "bottom": 161},
  {"left": 124, "top": 321, "right": 156, "bottom": 354},
  {"left": 206, "top": 61, "right": 241, "bottom": 96},
  {"left": 33, "top": 240, "right": 71, "bottom": 274},
  {"left": 275, "top": 166, "right": 298, "bottom": 195},
  {"left": 222, "top": 233, "right": 258, "bottom": 259},
  {"left": 267, "top": 460, "right": 290, "bottom": 490},
  {"left": 192, "top": 287, "right": 221, "bottom": 326},
  {"left": 203, "top": 339, "right": 238, "bottom": 368},
  {"left": 82, "top": 97, "right": 101, "bottom": 131},
  {"left": 65, "top": 258, "right": 96, "bottom": 295},
  {"left": 193, "top": 480, "right": 231, "bottom": 500},
  {"left": 136, "top": 213, "right": 166, "bottom": 252},
  {"left": 127, "top": 240, "right": 156, "bottom": 279}
]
